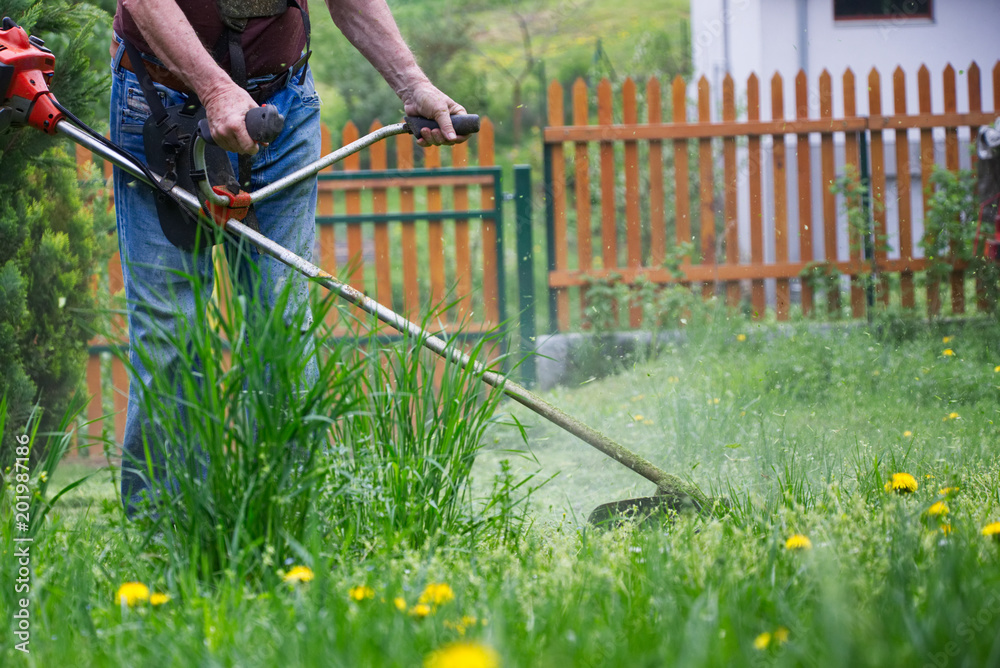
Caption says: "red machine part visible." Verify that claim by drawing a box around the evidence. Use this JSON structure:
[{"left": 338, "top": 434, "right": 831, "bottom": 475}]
[
  {"left": 986, "top": 207, "right": 1000, "bottom": 262},
  {"left": 0, "top": 17, "right": 62, "bottom": 134},
  {"left": 203, "top": 186, "right": 253, "bottom": 227},
  {"left": 975, "top": 192, "right": 1000, "bottom": 263}
]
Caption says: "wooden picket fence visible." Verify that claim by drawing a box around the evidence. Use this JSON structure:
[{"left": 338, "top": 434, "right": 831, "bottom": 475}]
[
  {"left": 71, "top": 118, "right": 501, "bottom": 459},
  {"left": 543, "top": 62, "right": 999, "bottom": 330}
]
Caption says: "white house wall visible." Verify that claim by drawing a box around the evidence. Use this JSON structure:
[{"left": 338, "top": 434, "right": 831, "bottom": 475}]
[
  {"left": 693, "top": 0, "right": 1000, "bottom": 119},
  {"left": 689, "top": 0, "right": 997, "bottom": 298}
]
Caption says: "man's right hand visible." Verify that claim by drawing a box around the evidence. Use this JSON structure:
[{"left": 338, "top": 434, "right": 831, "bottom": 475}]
[
  {"left": 201, "top": 82, "right": 260, "bottom": 155},
  {"left": 124, "top": 0, "right": 262, "bottom": 155}
]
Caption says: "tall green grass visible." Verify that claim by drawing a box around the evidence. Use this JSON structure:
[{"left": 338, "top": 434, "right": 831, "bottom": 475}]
[
  {"left": 114, "top": 264, "right": 532, "bottom": 584},
  {"left": 122, "top": 270, "right": 355, "bottom": 582},
  {"left": 323, "top": 323, "right": 518, "bottom": 548}
]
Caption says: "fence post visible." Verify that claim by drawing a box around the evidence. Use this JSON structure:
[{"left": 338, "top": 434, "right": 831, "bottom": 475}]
[
  {"left": 515, "top": 165, "right": 537, "bottom": 386},
  {"left": 543, "top": 143, "right": 558, "bottom": 334},
  {"left": 858, "top": 129, "right": 875, "bottom": 314}
]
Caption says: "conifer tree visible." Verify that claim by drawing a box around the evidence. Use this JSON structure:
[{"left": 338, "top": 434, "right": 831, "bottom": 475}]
[{"left": 1, "top": 1, "right": 113, "bottom": 462}]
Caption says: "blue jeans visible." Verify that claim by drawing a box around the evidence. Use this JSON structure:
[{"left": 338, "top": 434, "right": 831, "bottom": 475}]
[{"left": 109, "top": 46, "right": 321, "bottom": 513}]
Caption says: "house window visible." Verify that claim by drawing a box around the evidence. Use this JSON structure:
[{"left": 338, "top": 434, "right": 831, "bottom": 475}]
[{"left": 833, "top": 0, "right": 932, "bottom": 20}]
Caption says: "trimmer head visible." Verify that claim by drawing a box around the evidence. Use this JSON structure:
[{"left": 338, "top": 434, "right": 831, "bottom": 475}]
[{"left": 588, "top": 492, "right": 701, "bottom": 527}]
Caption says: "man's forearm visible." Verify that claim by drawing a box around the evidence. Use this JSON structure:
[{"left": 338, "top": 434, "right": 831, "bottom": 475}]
[
  {"left": 325, "top": 0, "right": 431, "bottom": 99},
  {"left": 121, "top": 0, "right": 232, "bottom": 103}
]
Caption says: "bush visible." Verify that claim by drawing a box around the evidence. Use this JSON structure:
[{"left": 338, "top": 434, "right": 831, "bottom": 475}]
[
  {"left": 920, "top": 165, "right": 1000, "bottom": 309},
  {"left": 0, "top": 1, "right": 113, "bottom": 464}
]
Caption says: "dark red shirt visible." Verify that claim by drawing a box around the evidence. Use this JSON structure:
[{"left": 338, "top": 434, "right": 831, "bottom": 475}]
[{"left": 114, "top": 1, "right": 308, "bottom": 78}]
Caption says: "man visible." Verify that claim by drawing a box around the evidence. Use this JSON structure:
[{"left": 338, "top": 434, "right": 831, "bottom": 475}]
[{"left": 111, "top": 0, "right": 468, "bottom": 514}]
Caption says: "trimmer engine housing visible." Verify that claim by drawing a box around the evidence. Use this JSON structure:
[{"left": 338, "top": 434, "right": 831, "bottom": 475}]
[{"left": 0, "top": 17, "right": 62, "bottom": 134}]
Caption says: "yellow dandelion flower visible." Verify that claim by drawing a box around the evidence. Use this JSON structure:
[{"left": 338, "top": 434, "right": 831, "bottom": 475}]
[
  {"left": 419, "top": 583, "right": 455, "bottom": 607},
  {"left": 115, "top": 582, "right": 150, "bottom": 607},
  {"left": 410, "top": 603, "right": 432, "bottom": 618},
  {"left": 942, "top": 349, "right": 955, "bottom": 357},
  {"left": 942, "top": 336, "right": 953, "bottom": 344},
  {"left": 737, "top": 334, "right": 747, "bottom": 342},
  {"left": 633, "top": 414, "right": 645, "bottom": 421},
  {"left": 884, "top": 472, "right": 918, "bottom": 494},
  {"left": 785, "top": 534, "right": 812, "bottom": 551},
  {"left": 948, "top": 412, "right": 960, "bottom": 420},
  {"left": 753, "top": 632, "right": 772, "bottom": 650},
  {"left": 938, "top": 486, "right": 960, "bottom": 496},
  {"left": 713, "top": 398, "right": 720, "bottom": 405},
  {"left": 443, "top": 619, "right": 466, "bottom": 636},
  {"left": 926, "top": 501, "right": 949, "bottom": 516},
  {"left": 994, "top": 365, "right": 1000, "bottom": 373},
  {"left": 982, "top": 522, "right": 1000, "bottom": 539},
  {"left": 940, "top": 524, "right": 953, "bottom": 536},
  {"left": 349, "top": 585, "right": 375, "bottom": 601},
  {"left": 424, "top": 641, "right": 500, "bottom": 668},
  {"left": 444, "top": 616, "right": 478, "bottom": 636},
  {"left": 282, "top": 565, "right": 314, "bottom": 584},
  {"left": 394, "top": 596, "right": 407, "bottom": 612},
  {"left": 774, "top": 626, "right": 790, "bottom": 645},
  {"left": 149, "top": 593, "right": 171, "bottom": 606},
  {"left": 903, "top": 430, "right": 913, "bottom": 437}
]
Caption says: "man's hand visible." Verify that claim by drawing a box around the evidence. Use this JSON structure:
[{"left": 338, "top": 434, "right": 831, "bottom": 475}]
[
  {"left": 401, "top": 81, "right": 470, "bottom": 147},
  {"left": 201, "top": 82, "right": 260, "bottom": 155},
  {"left": 123, "top": 0, "right": 261, "bottom": 155},
  {"left": 327, "top": 0, "right": 470, "bottom": 148}
]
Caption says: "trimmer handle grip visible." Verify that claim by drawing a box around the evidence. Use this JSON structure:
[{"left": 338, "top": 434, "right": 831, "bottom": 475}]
[
  {"left": 244, "top": 106, "right": 284, "bottom": 143},
  {"left": 197, "top": 106, "right": 285, "bottom": 147},
  {"left": 404, "top": 114, "right": 480, "bottom": 138}
]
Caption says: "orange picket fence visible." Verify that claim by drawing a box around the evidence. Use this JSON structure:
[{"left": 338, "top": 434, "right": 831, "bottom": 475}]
[{"left": 542, "top": 62, "right": 999, "bottom": 331}]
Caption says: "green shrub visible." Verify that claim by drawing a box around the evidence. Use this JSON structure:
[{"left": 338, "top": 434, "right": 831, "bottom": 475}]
[
  {"left": 920, "top": 165, "right": 1000, "bottom": 308},
  {"left": 0, "top": 0, "right": 113, "bottom": 465}
]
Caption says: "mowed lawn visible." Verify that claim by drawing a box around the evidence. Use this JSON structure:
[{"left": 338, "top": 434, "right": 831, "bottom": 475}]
[{"left": 5, "top": 315, "right": 1000, "bottom": 667}]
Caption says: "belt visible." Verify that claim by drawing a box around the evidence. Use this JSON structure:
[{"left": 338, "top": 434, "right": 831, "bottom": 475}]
[
  {"left": 112, "top": 40, "right": 309, "bottom": 105},
  {"left": 113, "top": 40, "right": 190, "bottom": 93}
]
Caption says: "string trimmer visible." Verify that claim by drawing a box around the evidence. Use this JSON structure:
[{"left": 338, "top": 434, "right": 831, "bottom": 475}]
[{"left": 1, "top": 17, "right": 714, "bottom": 524}]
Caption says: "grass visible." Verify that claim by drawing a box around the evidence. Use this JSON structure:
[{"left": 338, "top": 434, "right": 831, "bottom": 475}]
[
  {"left": 476, "top": 314, "right": 1000, "bottom": 522},
  {"left": 4, "top": 311, "right": 1000, "bottom": 666}
]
